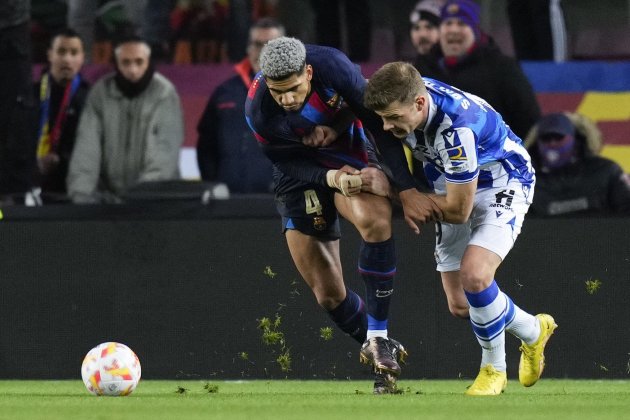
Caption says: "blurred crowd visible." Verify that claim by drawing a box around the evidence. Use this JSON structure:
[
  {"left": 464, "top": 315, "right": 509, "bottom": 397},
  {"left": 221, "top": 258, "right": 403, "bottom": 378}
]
[{"left": 1, "top": 0, "right": 629, "bottom": 215}]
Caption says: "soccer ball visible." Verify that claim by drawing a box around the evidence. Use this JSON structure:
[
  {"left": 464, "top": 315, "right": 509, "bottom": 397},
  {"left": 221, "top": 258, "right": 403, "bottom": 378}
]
[{"left": 81, "top": 342, "right": 141, "bottom": 396}]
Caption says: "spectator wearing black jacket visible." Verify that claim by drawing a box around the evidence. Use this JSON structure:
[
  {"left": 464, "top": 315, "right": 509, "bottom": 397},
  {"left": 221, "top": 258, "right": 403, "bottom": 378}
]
[
  {"left": 35, "top": 28, "right": 90, "bottom": 200},
  {"left": 0, "top": 0, "right": 36, "bottom": 204},
  {"left": 196, "top": 18, "right": 284, "bottom": 194},
  {"left": 414, "top": 0, "right": 540, "bottom": 139},
  {"left": 525, "top": 112, "right": 630, "bottom": 216}
]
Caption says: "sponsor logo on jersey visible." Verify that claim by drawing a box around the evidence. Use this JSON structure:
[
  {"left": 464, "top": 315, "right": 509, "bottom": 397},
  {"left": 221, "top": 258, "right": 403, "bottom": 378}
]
[
  {"left": 490, "top": 189, "right": 515, "bottom": 210},
  {"left": 445, "top": 145, "right": 467, "bottom": 161}
]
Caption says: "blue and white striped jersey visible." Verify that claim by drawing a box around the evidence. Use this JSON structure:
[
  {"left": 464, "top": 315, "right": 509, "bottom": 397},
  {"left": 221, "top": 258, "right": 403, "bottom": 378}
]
[{"left": 405, "top": 77, "right": 536, "bottom": 194}]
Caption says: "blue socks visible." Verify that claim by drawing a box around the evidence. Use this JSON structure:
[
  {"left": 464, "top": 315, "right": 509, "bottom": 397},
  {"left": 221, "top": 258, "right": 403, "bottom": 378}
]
[
  {"left": 465, "top": 280, "right": 511, "bottom": 371},
  {"left": 327, "top": 287, "right": 366, "bottom": 344},
  {"left": 358, "top": 238, "right": 396, "bottom": 339}
]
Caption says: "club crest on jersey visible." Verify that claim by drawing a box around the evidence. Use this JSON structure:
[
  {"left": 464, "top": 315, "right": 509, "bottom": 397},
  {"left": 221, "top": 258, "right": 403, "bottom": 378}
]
[
  {"left": 326, "top": 93, "right": 342, "bottom": 109},
  {"left": 313, "top": 216, "right": 327, "bottom": 231}
]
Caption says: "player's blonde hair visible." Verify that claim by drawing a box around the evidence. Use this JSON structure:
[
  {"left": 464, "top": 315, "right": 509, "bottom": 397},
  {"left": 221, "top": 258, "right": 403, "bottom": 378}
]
[{"left": 364, "top": 62, "right": 427, "bottom": 110}]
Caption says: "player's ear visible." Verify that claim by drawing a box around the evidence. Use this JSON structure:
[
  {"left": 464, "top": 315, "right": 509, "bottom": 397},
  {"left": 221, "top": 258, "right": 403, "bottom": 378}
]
[
  {"left": 415, "top": 95, "right": 425, "bottom": 111},
  {"left": 305, "top": 64, "right": 313, "bottom": 81}
]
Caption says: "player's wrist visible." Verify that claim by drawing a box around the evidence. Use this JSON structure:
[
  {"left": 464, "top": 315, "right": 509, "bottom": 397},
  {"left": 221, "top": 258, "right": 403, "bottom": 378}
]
[{"left": 326, "top": 170, "right": 340, "bottom": 189}]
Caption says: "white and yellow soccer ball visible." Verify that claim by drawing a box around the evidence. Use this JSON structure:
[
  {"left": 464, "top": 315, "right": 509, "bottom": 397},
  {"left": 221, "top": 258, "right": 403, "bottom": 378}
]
[{"left": 81, "top": 342, "right": 141, "bottom": 396}]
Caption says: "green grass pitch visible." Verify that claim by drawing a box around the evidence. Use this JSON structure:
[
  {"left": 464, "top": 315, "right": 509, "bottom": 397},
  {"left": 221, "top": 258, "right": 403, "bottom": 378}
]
[{"left": 0, "top": 379, "right": 628, "bottom": 420}]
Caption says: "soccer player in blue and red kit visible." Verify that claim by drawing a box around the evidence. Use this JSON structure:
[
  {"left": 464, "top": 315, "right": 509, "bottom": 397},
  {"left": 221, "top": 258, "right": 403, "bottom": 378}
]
[{"left": 245, "top": 37, "right": 441, "bottom": 393}]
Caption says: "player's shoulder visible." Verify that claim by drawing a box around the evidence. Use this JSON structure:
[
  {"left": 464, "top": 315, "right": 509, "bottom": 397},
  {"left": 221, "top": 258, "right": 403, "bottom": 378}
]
[
  {"left": 306, "top": 44, "right": 355, "bottom": 75},
  {"left": 246, "top": 72, "right": 269, "bottom": 108}
]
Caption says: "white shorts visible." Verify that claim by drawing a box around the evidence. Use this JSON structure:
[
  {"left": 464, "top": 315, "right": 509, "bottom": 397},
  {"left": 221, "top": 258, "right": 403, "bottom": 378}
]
[{"left": 434, "top": 181, "right": 534, "bottom": 272}]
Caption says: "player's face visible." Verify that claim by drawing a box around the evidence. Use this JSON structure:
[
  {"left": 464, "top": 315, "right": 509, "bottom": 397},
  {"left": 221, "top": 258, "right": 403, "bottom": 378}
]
[
  {"left": 374, "top": 96, "right": 426, "bottom": 138},
  {"left": 48, "top": 36, "right": 84, "bottom": 84},
  {"left": 248, "top": 27, "right": 283, "bottom": 73},
  {"left": 266, "top": 65, "right": 313, "bottom": 112},
  {"left": 115, "top": 42, "right": 151, "bottom": 83},
  {"left": 410, "top": 20, "right": 440, "bottom": 55},
  {"left": 439, "top": 17, "right": 475, "bottom": 57}
]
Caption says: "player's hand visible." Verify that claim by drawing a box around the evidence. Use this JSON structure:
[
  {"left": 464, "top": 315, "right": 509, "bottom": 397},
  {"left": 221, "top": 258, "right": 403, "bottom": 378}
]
[
  {"left": 359, "top": 167, "right": 391, "bottom": 197},
  {"left": 399, "top": 188, "right": 444, "bottom": 234},
  {"left": 326, "top": 165, "right": 362, "bottom": 197},
  {"left": 38, "top": 153, "right": 60, "bottom": 175},
  {"left": 303, "top": 126, "right": 339, "bottom": 147}
]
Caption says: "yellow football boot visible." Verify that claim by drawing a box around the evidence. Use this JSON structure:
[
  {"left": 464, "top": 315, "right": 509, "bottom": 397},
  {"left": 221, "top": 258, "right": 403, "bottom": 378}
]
[
  {"left": 519, "top": 313, "right": 558, "bottom": 387},
  {"left": 465, "top": 364, "right": 507, "bottom": 396}
]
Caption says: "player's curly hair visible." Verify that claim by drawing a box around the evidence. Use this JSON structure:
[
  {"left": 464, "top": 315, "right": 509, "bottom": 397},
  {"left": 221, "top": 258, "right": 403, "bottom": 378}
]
[
  {"left": 364, "top": 62, "right": 426, "bottom": 111},
  {"left": 259, "top": 36, "right": 306, "bottom": 80}
]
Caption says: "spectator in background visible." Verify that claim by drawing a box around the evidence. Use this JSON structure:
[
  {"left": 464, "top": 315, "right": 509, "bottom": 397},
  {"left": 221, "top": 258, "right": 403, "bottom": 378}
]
[
  {"left": 414, "top": 0, "right": 540, "bottom": 139},
  {"left": 67, "top": 37, "right": 184, "bottom": 204},
  {"left": 35, "top": 28, "right": 89, "bottom": 201},
  {"left": 310, "top": 0, "right": 372, "bottom": 62},
  {"left": 525, "top": 112, "right": 630, "bottom": 216},
  {"left": 0, "top": 0, "right": 37, "bottom": 205},
  {"left": 409, "top": 0, "right": 444, "bottom": 57},
  {"left": 507, "top": 0, "right": 568, "bottom": 62},
  {"left": 196, "top": 18, "right": 283, "bottom": 194}
]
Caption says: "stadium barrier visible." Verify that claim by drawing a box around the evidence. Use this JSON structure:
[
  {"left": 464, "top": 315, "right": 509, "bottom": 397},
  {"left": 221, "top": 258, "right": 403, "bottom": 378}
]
[{"left": 1, "top": 198, "right": 628, "bottom": 380}]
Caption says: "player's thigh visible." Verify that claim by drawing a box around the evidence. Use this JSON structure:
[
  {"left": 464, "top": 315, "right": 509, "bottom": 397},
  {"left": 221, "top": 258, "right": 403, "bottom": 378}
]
[
  {"left": 276, "top": 186, "right": 345, "bottom": 298},
  {"left": 334, "top": 192, "right": 392, "bottom": 241},
  {"left": 285, "top": 229, "right": 345, "bottom": 297},
  {"left": 434, "top": 221, "right": 470, "bottom": 272},
  {"left": 468, "top": 183, "right": 531, "bottom": 261}
]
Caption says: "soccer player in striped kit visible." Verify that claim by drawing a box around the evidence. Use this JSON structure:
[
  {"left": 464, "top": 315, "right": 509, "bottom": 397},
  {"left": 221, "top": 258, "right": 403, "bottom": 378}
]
[{"left": 364, "top": 61, "right": 557, "bottom": 395}]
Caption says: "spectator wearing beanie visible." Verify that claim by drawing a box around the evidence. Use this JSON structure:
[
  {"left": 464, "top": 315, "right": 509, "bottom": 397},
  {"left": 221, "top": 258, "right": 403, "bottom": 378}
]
[
  {"left": 414, "top": 0, "right": 540, "bottom": 139},
  {"left": 409, "top": 0, "right": 445, "bottom": 57}
]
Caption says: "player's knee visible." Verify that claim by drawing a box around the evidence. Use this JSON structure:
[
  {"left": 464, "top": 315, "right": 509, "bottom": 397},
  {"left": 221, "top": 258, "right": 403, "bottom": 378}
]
[
  {"left": 448, "top": 304, "right": 470, "bottom": 319},
  {"left": 315, "top": 292, "right": 344, "bottom": 311},
  {"left": 459, "top": 265, "right": 493, "bottom": 293},
  {"left": 352, "top": 211, "right": 390, "bottom": 237}
]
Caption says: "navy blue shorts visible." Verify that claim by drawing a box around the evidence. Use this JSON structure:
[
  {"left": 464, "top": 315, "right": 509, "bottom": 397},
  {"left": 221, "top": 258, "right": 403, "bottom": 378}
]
[{"left": 275, "top": 185, "right": 341, "bottom": 240}]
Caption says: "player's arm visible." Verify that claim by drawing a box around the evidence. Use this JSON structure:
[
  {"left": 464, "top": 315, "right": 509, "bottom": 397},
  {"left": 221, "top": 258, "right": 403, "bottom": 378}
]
[
  {"left": 245, "top": 96, "right": 325, "bottom": 182},
  {"left": 427, "top": 179, "right": 477, "bottom": 224},
  {"left": 427, "top": 126, "right": 479, "bottom": 223},
  {"left": 249, "top": 116, "right": 361, "bottom": 196},
  {"left": 315, "top": 49, "right": 418, "bottom": 192},
  {"left": 302, "top": 105, "right": 356, "bottom": 147},
  {"left": 265, "top": 146, "right": 361, "bottom": 197}
]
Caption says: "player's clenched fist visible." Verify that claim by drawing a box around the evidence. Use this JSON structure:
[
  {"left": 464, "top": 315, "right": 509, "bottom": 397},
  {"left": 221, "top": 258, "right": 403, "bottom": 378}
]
[{"left": 326, "top": 165, "right": 362, "bottom": 197}]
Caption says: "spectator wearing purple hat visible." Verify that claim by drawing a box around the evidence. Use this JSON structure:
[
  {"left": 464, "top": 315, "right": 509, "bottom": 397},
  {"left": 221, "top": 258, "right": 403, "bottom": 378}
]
[{"left": 414, "top": 0, "right": 540, "bottom": 139}]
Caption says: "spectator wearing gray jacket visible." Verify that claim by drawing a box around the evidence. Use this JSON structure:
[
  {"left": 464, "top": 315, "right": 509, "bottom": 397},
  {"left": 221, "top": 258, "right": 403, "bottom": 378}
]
[{"left": 67, "top": 37, "right": 184, "bottom": 204}]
